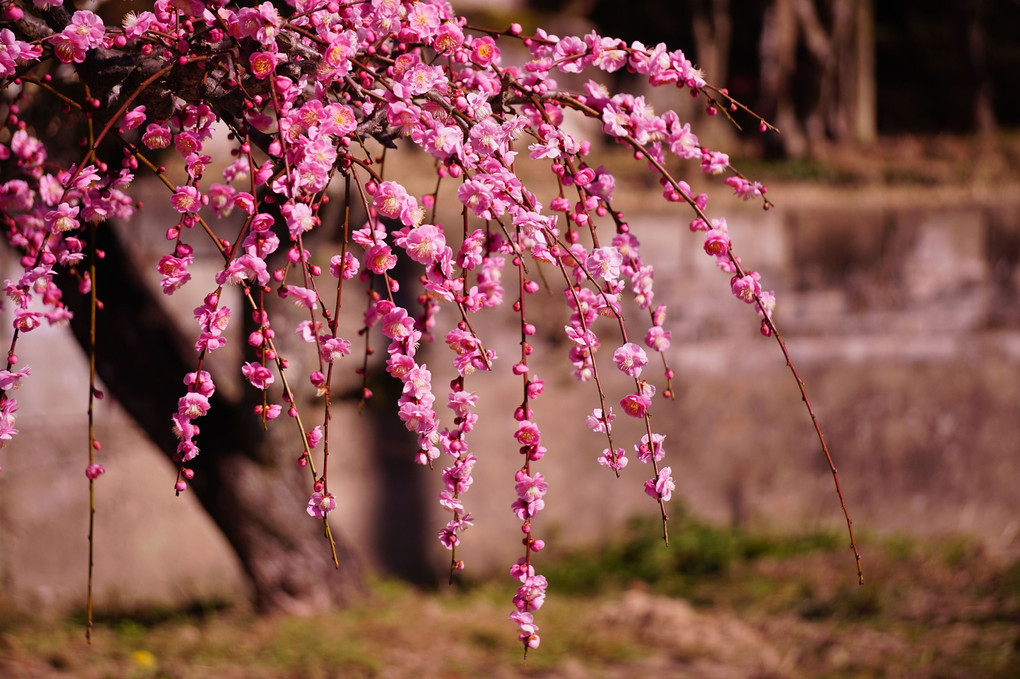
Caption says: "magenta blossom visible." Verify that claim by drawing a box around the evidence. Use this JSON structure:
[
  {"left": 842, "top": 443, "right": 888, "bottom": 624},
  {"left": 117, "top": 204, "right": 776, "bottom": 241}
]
[
  {"left": 564, "top": 324, "right": 598, "bottom": 348},
  {"left": 513, "top": 574, "right": 548, "bottom": 613},
  {"left": 470, "top": 35, "right": 499, "bottom": 67},
  {"left": 319, "top": 336, "right": 352, "bottom": 363},
  {"left": 620, "top": 392, "right": 651, "bottom": 418},
  {"left": 241, "top": 361, "right": 275, "bottom": 390},
  {"left": 731, "top": 271, "right": 762, "bottom": 303},
  {"left": 514, "top": 614, "right": 540, "bottom": 650},
  {"left": 586, "top": 246, "right": 623, "bottom": 282},
  {"left": 644, "top": 326, "right": 672, "bottom": 352},
  {"left": 612, "top": 342, "right": 648, "bottom": 378},
  {"left": 0, "top": 397, "right": 18, "bottom": 440},
  {"left": 514, "top": 420, "right": 541, "bottom": 447},
  {"left": 597, "top": 447, "right": 628, "bottom": 471},
  {"left": 585, "top": 407, "right": 614, "bottom": 433},
  {"left": 643, "top": 466, "right": 676, "bottom": 502},
  {"left": 306, "top": 491, "right": 336, "bottom": 518},
  {"left": 511, "top": 472, "right": 548, "bottom": 520},
  {"left": 0, "top": 366, "right": 31, "bottom": 390},
  {"left": 635, "top": 433, "right": 666, "bottom": 463},
  {"left": 170, "top": 185, "right": 203, "bottom": 213},
  {"left": 177, "top": 392, "right": 210, "bottom": 419}
]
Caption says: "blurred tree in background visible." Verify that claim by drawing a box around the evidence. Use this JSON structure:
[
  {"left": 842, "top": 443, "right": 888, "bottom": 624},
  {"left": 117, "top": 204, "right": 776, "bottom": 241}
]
[{"left": 530, "top": 0, "right": 1020, "bottom": 154}]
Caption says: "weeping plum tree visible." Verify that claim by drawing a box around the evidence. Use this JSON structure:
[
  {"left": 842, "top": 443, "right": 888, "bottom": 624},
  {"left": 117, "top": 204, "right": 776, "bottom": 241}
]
[{"left": 0, "top": 0, "right": 861, "bottom": 652}]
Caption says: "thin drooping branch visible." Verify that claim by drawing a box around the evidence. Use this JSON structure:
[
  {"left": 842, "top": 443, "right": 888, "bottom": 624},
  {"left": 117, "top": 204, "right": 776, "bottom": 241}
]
[{"left": 56, "top": 223, "right": 362, "bottom": 611}]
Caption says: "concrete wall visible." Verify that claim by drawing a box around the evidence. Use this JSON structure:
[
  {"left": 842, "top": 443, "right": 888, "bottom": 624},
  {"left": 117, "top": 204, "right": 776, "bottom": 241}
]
[{"left": 2, "top": 183, "right": 1018, "bottom": 611}]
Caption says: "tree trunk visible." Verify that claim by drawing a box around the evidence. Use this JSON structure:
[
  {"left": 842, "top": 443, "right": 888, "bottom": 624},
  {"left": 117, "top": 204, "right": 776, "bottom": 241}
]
[
  {"left": 57, "top": 222, "right": 364, "bottom": 613},
  {"left": 691, "top": 0, "right": 735, "bottom": 148},
  {"left": 960, "top": 0, "right": 997, "bottom": 136},
  {"left": 759, "top": 0, "right": 809, "bottom": 157},
  {"left": 850, "top": 0, "right": 876, "bottom": 144},
  {"left": 760, "top": 0, "right": 876, "bottom": 155}
]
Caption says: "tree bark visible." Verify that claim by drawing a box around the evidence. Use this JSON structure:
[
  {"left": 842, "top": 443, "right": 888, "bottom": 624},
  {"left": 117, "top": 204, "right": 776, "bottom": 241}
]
[
  {"left": 691, "top": 0, "right": 734, "bottom": 148},
  {"left": 57, "top": 223, "right": 364, "bottom": 613},
  {"left": 759, "top": 0, "right": 876, "bottom": 155},
  {"left": 959, "top": 0, "right": 997, "bottom": 136},
  {"left": 848, "top": 0, "right": 876, "bottom": 144},
  {"left": 759, "top": 0, "right": 809, "bottom": 157}
]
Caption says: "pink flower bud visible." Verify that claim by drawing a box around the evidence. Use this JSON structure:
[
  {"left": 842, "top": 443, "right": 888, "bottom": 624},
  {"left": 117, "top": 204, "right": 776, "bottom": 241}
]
[{"left": 574, "top": 167, "right": 596, "bottom": 186}]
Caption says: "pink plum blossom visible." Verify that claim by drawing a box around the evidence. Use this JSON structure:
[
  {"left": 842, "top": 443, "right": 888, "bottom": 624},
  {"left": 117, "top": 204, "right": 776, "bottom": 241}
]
[
  {"left": 586, "top": 246, "right": 623, "bottom": 282},
  {"left": 514, "top": 421, "right": 541, "bottom": 447},
  {"left": 306, "top": 491, "right": 336, "bottom": 518},
  {"left": 731, "top": 272, "right": 762, "bottom": 303},
  {"left": 597, "top": 447, "right": 627, "bottom": 471},
  {"left": 585, "top": 407, "right": 614, "bottom": 433},
  {"left": 612, "top": 342, "right": 648, "bottom": 378},
  {"left": 0, "top": 366, "right": 30, "bottom": 390},
  {"left": 620, "top": 392, "right": 651, "bottom": 418},
  {"left": 513, "top": 574, "right": 548, "bottom": 612},
  {"left": 170, "top": 185, "right": 202, "bottom": 213},
  {"left": 319, "top": 336, "right": 352, "bottom": 363},
  {"left": 241, "top": 362, "right": 274, "bottom": 389},
  {"left": 635, "top": 433, "right": 666, "bottom": 463},
  {"left": 643, "top": 466, "right": 675, "bottom": 502},
  {"left": 644, "top": 326, "right": 671, "bottom": 352},
  {"left": 470, "top": 36, "right": 499, "bottom": 67},
  {"left": 177, "top": 393, "right": 210, "bottom": 419}
]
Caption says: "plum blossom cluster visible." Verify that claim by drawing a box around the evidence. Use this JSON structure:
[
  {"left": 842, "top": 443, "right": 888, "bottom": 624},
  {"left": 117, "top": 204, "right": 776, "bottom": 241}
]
[
  {"left": 690, "top": 215, "right": 776, "bottom": 335},
  {"left": 0, "top": 0, "right": 800, "bottom": 651}
]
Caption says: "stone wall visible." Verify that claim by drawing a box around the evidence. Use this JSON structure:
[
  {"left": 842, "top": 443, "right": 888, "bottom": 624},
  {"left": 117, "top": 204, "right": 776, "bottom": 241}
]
[{"left": 2, "top": 183, "right": 1018, "bottom": 611}]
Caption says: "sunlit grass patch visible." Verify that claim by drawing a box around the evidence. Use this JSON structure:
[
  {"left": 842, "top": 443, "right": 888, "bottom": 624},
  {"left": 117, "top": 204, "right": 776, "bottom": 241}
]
[{"left": 3, "top": 521, "right": 1020, "bottom": 678}]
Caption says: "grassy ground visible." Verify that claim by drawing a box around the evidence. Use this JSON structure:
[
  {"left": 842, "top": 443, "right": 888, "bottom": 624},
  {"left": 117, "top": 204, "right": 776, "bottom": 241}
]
[{"left": 3, "top": 511, "right": 1018, "bottom": 678}]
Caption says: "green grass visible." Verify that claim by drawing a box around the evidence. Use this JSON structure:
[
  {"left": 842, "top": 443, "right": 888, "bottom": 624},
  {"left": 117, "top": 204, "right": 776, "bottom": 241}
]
[
  {"left": 3, "top": 518, "right": 1019, "bottom": 678},
  {"left": 541, "top": 508, "right": 843, "bottom": 604},
  {"left": 732, "top": 156, "right": 868, "bottom": 186}
]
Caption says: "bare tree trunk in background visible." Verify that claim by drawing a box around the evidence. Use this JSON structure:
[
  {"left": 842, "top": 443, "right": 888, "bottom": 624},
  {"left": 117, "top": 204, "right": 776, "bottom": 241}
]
[
  {"left": 760, "top": 0, "right": 876, "bottom": 156},
  {"left": 760, "top": 0, "right": 809, "bottom": 157},
  {"left": 960, "top": 0, "right": 997, "bottom": 136},
  {"left": 691, "top": 0, "right": 734, "bottom": 147},
  {"left": 797, "top": 0, "right": 848, "bottom": 145},
  {"left": 849, "top": 0, "right": 876, "bottom": 144},
  {"left": 692, "top": 0, "right": 731, "bottom": 80},
  {"left": 57, "top": 223, "right": 365, "bottom": 613},
  {"left": 821, "top": 0, "right": 876, "bottom": 145}
]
